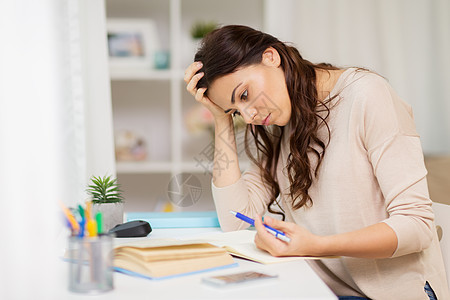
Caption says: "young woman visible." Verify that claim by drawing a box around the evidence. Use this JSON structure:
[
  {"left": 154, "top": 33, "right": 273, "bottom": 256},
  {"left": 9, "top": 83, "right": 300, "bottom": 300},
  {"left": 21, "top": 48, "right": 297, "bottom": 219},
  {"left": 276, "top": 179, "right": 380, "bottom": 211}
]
[{"left": 184, "top": 25, "right": 449, "bottom": 299}]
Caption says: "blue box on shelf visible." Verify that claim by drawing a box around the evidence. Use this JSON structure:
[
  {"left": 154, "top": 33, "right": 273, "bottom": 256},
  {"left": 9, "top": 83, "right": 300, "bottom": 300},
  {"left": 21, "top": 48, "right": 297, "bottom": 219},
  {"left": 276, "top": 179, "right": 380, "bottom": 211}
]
[{"left": 126, "top": 211, "right": 220, "bottom": 229}]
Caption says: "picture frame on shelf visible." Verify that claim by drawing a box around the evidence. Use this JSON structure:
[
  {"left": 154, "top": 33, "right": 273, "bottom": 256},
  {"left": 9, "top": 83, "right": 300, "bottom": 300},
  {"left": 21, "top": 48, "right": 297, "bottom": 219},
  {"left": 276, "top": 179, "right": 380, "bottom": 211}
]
[{"left": 106, "top": 18, "right": 160, "bottom": 70}]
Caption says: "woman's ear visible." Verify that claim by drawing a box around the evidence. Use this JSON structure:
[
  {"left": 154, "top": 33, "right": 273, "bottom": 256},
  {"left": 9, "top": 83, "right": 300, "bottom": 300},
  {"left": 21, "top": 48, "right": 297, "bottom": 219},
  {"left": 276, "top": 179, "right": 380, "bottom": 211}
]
[{"left": 261, "top": 47, "right": 281, "bottom": 67}]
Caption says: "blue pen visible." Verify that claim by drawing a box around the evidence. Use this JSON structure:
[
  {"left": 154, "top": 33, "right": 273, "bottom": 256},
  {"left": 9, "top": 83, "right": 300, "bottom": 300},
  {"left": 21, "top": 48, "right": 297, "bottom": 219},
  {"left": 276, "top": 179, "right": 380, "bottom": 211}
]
[
  {"left": 230, "top": 210, "right": 291, "bottom": 243},
  {"left": 78, "top": 218, "right": 85, "bottom": 238}
]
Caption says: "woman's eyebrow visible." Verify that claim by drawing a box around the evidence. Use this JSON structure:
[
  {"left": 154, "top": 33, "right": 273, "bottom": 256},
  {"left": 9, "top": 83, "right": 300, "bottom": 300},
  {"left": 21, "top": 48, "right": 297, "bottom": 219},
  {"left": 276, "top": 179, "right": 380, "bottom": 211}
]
[
  {"left": 223, "top": 82, "right": 243, "bottom": 113},
  {"left": 231, "top": 82, "right": 243, "bottom": 104}
]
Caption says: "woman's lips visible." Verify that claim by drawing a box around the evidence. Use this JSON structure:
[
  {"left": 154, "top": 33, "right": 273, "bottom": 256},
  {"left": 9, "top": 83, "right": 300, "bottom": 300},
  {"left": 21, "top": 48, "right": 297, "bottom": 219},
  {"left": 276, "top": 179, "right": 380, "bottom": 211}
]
[{"left": 262, "top": 113, "right": 271, "bottom": 126}]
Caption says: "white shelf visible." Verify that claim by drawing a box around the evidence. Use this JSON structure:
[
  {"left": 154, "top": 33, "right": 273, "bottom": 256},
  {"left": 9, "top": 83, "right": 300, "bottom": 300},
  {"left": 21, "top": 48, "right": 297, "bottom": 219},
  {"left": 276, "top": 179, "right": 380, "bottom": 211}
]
[
  {"left": 180, "top": 161, "right": 213, "bottom": 174},
  {"left": 117, "top": 160, "right": 250, "bottom": 174},
  {"left": 116, "top": 161, "right": 211, "bottom": 174},
  {"left": 110, "top": 68, "right": 184, "bottom": 81},
  {"left": 107, "top": 0, "right": 264, "bottom": 210},
  {"left": 116, "top": 161, "right": 172, "bottom": 173}
]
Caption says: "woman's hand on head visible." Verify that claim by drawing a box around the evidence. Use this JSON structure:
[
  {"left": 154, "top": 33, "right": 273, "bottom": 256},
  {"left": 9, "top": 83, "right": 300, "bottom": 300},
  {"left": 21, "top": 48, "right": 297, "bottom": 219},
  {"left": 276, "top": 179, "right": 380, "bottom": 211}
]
[
  {"left": 184, "top": 62, "right": 229, "bottom": 122},
  {"left": 254, "top": 215, "right": 324, "bottom": 257}
]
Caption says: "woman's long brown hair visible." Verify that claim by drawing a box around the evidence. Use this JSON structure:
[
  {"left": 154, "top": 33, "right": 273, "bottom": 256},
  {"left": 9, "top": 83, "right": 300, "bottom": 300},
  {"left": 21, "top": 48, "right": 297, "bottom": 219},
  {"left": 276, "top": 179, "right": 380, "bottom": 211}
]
[{"left": 195, "top": 25, "right": 338, "bottom": 220}]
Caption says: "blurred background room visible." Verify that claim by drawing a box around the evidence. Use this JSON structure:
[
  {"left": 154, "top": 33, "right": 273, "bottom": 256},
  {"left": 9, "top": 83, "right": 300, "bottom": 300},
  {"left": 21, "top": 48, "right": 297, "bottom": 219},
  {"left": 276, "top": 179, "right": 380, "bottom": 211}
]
[
  {"left": 104, "top": 0, "right": 450, "bottom": 212},
  {"left": 0, "top": 0, "right": 449, "bottom": 297}
]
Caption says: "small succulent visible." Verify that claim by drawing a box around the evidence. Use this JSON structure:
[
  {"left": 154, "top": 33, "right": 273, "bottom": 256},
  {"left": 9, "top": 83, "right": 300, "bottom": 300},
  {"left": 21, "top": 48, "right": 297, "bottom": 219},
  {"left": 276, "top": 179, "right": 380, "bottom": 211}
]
[
  {"left": 87, "top": 175, "right": 124, "bottom": 204},
  {"left": 190, "top": 21, "right": 218, "bottom": 39}
]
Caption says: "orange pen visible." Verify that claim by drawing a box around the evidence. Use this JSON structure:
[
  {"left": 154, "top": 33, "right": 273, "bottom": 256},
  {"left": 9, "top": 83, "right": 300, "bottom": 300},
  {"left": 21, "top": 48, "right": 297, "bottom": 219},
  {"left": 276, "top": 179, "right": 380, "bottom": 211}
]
[{"left": 59, "top": 201, "right": 80, "bottom": 234}]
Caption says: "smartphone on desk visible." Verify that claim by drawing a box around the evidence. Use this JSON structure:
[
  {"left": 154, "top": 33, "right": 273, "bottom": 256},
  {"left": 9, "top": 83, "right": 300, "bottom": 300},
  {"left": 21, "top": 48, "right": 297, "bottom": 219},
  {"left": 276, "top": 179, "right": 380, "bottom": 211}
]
[{"left": 202, "top": 271, "right": 278, "bottom": 287}]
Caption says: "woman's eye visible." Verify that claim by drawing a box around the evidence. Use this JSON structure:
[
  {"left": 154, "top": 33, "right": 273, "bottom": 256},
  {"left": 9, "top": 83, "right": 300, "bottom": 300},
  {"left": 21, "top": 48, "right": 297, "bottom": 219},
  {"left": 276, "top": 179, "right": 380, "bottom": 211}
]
[
  {"left": 232, "top": 110, "right": 241, "bottom": 117},
  {"left": 240, "top": 90, "right": 248, "bottom": 101}
]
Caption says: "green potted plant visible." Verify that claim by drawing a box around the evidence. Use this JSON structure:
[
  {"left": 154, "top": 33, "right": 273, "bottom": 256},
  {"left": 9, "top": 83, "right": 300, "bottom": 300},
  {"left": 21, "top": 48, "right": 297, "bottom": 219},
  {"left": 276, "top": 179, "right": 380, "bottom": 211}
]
[
  {"left": 184, "top": 20, "right": 218, "bottom": 67},
  {"left": 87, "top": 175, "right": 124, "bottom": 232},
  {"left": 190, "top": 21, "right": 218, "bottom": 39}
]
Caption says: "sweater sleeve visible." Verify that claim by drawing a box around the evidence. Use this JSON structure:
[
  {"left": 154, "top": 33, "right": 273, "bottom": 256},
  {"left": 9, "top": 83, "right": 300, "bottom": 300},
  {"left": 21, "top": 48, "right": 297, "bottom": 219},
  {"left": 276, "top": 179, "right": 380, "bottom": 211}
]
[
  {"left": 211, "top": 161, "right": 272, "bottom": 232},
  {"left": 359, "top": 75, "right": 434, "bottom": 257}
]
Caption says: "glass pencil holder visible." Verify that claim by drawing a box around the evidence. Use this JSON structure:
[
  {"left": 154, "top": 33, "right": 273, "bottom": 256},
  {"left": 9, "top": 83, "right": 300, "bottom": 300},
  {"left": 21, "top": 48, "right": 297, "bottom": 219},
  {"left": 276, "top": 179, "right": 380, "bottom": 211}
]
[{"left": 67, "top": 234, "right": 114, "bottom": 294}]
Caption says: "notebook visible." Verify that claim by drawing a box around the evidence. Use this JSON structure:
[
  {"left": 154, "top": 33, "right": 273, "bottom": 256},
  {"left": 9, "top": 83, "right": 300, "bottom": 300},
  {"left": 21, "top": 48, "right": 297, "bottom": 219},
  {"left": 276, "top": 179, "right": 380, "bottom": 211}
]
[{"left": 113, "top": 238, "right": 237, "bottom": 279}]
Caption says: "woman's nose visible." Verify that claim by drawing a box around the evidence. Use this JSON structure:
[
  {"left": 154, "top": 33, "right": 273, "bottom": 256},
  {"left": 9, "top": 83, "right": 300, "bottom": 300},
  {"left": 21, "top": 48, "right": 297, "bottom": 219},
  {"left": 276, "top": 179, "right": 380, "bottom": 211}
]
[{"left": 241, "top": 108, "right": 256, "bottom": 124}]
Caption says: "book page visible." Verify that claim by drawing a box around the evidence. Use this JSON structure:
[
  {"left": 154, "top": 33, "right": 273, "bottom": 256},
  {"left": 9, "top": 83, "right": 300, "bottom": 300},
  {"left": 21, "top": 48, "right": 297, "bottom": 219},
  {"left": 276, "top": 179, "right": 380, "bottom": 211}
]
[{"left": 181, "top": 230, "right": 334, "bottom": 264}]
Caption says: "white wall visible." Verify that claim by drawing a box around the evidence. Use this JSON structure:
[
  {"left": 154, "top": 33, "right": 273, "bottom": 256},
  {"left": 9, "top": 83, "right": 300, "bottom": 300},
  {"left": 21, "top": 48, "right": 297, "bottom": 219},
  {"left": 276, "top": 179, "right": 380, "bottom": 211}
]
[{"left": 264, "top": 0, "right": 450, "bottom": 155}]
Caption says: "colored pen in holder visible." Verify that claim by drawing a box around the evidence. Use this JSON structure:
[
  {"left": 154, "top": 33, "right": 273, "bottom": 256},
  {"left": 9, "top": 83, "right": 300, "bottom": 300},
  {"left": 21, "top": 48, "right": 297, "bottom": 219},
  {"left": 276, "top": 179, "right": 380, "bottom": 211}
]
[
  {"left": 67, "top": 234, "right": 114, "bottom": 294},
  {"left": 61, "top": 201, "right": 113, "bottom": 293}
]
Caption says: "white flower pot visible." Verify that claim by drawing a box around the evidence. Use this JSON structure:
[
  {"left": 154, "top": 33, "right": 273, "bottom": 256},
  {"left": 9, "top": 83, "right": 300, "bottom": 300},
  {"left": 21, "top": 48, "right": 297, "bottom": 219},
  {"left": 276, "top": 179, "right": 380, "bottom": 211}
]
[{"left": 92, "top": 202, "right": 124, "bottom": 233}]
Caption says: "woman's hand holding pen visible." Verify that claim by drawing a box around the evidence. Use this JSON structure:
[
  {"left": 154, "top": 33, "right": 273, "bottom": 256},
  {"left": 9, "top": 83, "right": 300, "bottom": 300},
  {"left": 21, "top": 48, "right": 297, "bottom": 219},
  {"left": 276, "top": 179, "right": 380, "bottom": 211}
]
[
  {"left": 255, "top": 215, "right": 399, "bottom": 259},
  {"left": 184, "top": 61, "right": 229, "bottom": 123},
  {"left": 254, "top": 215, "right": 325, "bottom": 257}
]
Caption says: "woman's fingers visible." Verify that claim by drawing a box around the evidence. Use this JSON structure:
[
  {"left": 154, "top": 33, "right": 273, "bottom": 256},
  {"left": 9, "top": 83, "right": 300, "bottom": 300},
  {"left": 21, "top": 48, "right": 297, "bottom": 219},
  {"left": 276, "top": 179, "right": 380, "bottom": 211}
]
[
  {"left": 254, "top": 215, "right": 299, "bottom": 257},
  {"left": 254, "top": 215, "right": 272, "bottom": 238},
  {"left": 184, "top": 61, "right": 204, "bottom": 96},
  {"left": 195, "top": 87, "right": 207, "bottom": 102},
  {"left": 254, "top": 216, "right": 271, "bottom": 247},
  {"left": 186, "top": 72, "right": 204, "bottom": 96},
  {"left": 184, "top": 61, "right": 203, "bottom": 82},
  {"left": 183, "top": 61, "right": 228, "bottom": 119},
  {"left": 263, "top": 216, "right": 294, "bottom": 233},
  {"left": 254, "top": 215, "right": 286, "bottom": 256}
]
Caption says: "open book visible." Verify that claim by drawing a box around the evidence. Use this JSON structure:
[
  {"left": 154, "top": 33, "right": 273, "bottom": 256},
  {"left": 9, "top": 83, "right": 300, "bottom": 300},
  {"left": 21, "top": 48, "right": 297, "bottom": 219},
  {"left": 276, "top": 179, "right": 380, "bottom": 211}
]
[
  {"left": 182, "top": 229, "right": 334, "bottom": 264},
  {"left": 112, "top": 229, "right": 336, "bottom": 280},
  {"left": 113, "top": 239, "right": 237, "bottom": 279}
]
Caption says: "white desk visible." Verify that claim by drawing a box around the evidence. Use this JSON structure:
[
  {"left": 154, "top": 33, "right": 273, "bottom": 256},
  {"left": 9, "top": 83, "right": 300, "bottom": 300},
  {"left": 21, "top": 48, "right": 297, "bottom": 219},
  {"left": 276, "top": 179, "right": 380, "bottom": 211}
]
[{"left": 56, "top": 227, "right": 337, "bottom": 299}]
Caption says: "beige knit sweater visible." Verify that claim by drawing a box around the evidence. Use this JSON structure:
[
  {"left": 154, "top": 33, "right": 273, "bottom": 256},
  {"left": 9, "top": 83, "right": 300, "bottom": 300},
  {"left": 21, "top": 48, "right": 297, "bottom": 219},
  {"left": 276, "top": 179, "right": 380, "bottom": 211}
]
[{"left": 212, "top": 68, "right": 449, "bottom": 299}]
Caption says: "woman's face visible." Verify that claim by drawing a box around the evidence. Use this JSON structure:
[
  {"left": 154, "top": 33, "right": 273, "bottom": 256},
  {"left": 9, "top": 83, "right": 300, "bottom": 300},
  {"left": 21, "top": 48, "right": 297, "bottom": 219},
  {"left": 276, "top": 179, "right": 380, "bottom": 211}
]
[{"left": 207, "top": 48, "right": 291, "bottom": 126}]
